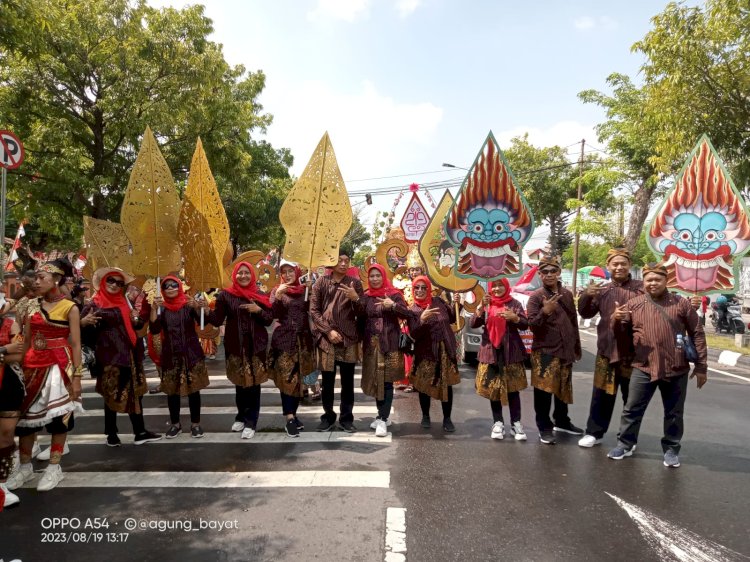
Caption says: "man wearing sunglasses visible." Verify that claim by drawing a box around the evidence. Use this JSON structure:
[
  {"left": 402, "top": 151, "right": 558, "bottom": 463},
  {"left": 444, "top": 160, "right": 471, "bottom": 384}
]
[{"left": 526, "top": 256, "right": 582, "bottom": 444}]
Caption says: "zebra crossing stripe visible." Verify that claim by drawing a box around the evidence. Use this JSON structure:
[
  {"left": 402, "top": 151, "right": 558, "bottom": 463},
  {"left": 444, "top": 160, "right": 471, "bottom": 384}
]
[
  {"left": 77, "top": 405, "right": 386, "bottom": 416},
  {"left": 80, "top": 387, "right": 368, "bottom": 398},
  {"left": 36, "top": 432, "right": 393, "bottom": 445},
  {"left": 20, "top": 470, "right": 391, "bottom": 489}
]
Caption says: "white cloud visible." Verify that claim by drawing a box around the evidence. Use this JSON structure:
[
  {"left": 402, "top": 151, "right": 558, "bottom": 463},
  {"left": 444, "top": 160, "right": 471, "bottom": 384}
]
[
  {"left": 573, "top": 16, "right": 596, "bottom": 30},
  {"left": 262, "top": 80, "right": 443, "bottom": 181},
  {"left": 308, "top": 0, "right": 371, "bottom": 22},
  {"left": 494, "top": 120, "right": 599, "bottom": 160},
  {"left": 395, "top": 0, "right": 422, "bottom": 18},
  {"left": 573, "top": 15, "right": 618, "bottom": 31}
]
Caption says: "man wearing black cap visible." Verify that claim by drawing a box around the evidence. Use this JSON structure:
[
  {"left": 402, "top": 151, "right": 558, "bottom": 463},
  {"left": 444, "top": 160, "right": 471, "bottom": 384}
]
[
  {"left": 526, "top": 256, "right": 583, "bottom": 444},
  {"left": 608, "top": 263, "right": 707, "bottom": 468}
]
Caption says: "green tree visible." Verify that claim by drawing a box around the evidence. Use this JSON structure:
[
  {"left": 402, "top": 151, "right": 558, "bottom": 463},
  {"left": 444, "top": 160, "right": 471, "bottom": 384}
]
[
  {"left": 339, "top": 211, "right": 371, "bottom": 263},
  {"left": 503, "top": 135, "right": 578, "bottom": 256},
  {"left": 634, "top": 0, "right": 750, "bottom": 194},
  {"left": 579, "top": 74, "right": 667, "bottom": 253},
  {"left": 0, "top": 0, "right": 292, "bottom": 250}
]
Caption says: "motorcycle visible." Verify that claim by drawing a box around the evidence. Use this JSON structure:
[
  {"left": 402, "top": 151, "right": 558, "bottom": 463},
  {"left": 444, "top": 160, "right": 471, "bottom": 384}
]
[{"left": 710, "top": 303, "right": 746, "bottom": 334}]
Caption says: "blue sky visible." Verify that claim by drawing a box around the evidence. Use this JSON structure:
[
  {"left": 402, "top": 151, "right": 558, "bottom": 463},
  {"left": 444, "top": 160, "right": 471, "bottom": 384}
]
[{"left": 148, "top": 0, "right": 680, "bottom": 246}]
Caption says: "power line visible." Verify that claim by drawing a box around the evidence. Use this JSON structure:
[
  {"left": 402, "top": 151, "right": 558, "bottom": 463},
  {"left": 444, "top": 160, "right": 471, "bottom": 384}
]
[{"left": 346, "top": 168, "right": 463, "bottom": 182}]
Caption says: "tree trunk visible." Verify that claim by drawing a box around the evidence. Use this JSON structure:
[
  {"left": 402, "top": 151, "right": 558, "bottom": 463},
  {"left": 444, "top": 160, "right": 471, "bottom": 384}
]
[{"left": 624, "top": 179, "right": 657, "bottom": 252}]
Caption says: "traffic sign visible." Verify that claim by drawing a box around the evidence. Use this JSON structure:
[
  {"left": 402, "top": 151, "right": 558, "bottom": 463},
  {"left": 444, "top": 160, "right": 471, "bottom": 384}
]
[{"left": 0, "top": 130, "right": 25, "bottom": 170}]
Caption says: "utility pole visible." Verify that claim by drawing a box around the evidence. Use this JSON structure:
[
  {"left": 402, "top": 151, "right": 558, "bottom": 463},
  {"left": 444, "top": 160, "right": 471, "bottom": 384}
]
[{"left": 571, "top": 139, "right": 585, "bottom": 294}]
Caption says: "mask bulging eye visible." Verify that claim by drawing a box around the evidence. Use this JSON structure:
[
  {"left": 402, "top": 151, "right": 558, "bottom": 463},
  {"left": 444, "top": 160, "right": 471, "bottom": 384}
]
[
  {"left": 494, "top": 224, "right": 504, "bottom": 233},
  {"left": 472, "top": 224, "right": 483, "bottom": 233}
]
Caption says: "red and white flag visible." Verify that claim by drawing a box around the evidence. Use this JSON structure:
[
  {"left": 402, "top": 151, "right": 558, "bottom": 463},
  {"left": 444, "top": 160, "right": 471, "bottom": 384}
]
[{"left": 5, "top": 220, "right": 27, "bottom": 272}]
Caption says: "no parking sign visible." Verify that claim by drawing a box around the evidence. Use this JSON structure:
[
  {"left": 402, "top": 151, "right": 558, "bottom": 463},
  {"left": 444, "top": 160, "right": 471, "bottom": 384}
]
[{"left": 0, "top": 130, "right": 25, "bottom": 170}]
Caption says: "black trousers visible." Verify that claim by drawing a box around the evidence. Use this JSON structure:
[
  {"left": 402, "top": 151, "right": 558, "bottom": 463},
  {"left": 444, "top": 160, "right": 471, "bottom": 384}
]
[
  {"left": 490, "top": 391, "right": 521, "bottom": 424},
  {"left": 376, "top": 382, "right": 394, "bottom": 421},
  {"left": 533, "top": 388, "right": 570, "bottom": 432},
  {"left": 235, "top": 385, "right": 261, "bottom": 428},
  {"left": 419, "top": 387, "right": 453, "bottom": 419},
  {"left": 584, "top": 376, "right": 630, "bottom": 438},
  {"left": 617, "top": 369, "right": 688, "bottom": 453},
  {"left": 321, "top": 361, "right": 355, "bottom": 423},
  {"left": 104, "top": 400, "right": 145, "bottom": 436},
  {"left": 281, "top": 393, "right": 300, "bottom": 416},
  {"left": 167, "top": 392, "right": 201, "bottom": 425}
]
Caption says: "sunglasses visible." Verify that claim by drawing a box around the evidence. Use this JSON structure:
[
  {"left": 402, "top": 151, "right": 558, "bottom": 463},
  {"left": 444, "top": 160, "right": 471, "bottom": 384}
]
[
  {"left": 539, "top": 268, "right": 559, "bottom": 275},
  {"left": 105, "top": 278, "right": 125, "bottom": 287},
  {"left": 162, "top": 281, "right": 180, "bottom": 290}
]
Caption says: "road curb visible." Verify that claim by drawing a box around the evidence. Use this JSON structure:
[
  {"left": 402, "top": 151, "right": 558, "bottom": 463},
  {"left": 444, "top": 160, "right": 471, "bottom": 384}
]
[{"left": 708, "top": 347, "right": 750, "bottom": 368}]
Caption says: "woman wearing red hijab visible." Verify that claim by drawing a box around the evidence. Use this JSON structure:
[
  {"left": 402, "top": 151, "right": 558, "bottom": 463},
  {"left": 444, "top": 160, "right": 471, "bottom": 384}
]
[
  {"left": 206, "top": 262, "right": 273, "bottom": 439},
  {"left": 150, "top": 276, "right": 209, "bottom": 438},
  {"left": 471, "top": 279, "right": 529, "bottom": 441},
  {"left": 406, "top": 275, "right": 462, "bottom": 432},
  {"left": 269, "top": 261, "right": 314, "bottom": 438},
  {"left": 81, "top": 267, "right": 162, "bottom": 446},
  {"left": 358, "top": 264, "right": 411, "bottom": 437}
]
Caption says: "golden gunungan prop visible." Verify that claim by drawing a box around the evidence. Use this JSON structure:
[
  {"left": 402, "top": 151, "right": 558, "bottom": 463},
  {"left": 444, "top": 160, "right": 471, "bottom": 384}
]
[
  {"left": 120, "top": 126, "right": 182, "bottom": 284},
  {"left": 279, "top": 132, "right": 352, "bottom": 297},
  {"left": 177, "top": 138, "right": 230, "bottom": 327}
]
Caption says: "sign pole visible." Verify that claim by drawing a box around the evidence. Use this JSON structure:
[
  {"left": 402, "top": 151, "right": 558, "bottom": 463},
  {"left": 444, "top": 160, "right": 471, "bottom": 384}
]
[{"left": 1, "top": 167, "right": 6, "bottom": 270}]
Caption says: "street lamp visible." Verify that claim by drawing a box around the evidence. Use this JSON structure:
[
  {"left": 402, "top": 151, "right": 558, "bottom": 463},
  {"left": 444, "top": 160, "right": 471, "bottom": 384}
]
[{"left": 442, "top": 162, "right": 469, "bottom": 171}]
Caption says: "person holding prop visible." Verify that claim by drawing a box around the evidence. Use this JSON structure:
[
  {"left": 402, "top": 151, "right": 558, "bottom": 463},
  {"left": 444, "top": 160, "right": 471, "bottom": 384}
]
[
  {"left": 407, "top": 275, "right": 461, "bottom": 433},
  {"left": 269, "top": 261, "right": 314, "bottom": 438},
  {"left": 206, "top": 262, "right": 273, "bottom": 439},
  {"left": 471, "top": 278, "right": 529, "bottom": 441},
  {"left": 310, "top": 254, "right": 364, "bottom": 432},
  {"left": 150, "top": 275, "right": 209, "bottom": 439}
]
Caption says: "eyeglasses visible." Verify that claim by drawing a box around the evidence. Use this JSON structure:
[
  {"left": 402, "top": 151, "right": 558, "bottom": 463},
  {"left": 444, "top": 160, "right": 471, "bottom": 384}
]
[
  {"left": 413, "top": 285, "right": 428, "bottom": 291},
  {"left": 539, "top": 269, "right": 559, "bottom": 275},
  {"left": 162, "top": 281, "right": 180, "bottom": 290},
  {"left": 105, "top": 278, "right": 125, "bottom": 287}
]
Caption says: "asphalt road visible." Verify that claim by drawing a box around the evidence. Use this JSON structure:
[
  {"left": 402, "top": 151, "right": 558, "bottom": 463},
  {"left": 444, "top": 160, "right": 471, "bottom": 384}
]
[{"left": 2, "top": 330, "right": 749, "bottom": 562}]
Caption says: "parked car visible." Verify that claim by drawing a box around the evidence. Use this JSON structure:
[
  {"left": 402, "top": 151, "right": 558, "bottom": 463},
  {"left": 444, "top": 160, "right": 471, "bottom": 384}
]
[{"left": 462, "top": 290, "right": 533, "bottom": 365}]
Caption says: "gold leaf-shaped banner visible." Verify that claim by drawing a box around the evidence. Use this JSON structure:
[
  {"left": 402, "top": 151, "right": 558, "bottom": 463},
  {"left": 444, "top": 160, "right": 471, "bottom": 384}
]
[
  {"left": 177, "top": 138, "right": 230, "bottom": 291},
  {"left": 121, "top": 126, "right": 182, "bottom": 277},
  {"left": 279, "top": 132, "right": 352, "bottom": 268},
  {"left": 83, "top": 216, "right": 133, "bottom": 273},
  {"left": 418, "top": 190, "right": 478, "bottom": 293}
]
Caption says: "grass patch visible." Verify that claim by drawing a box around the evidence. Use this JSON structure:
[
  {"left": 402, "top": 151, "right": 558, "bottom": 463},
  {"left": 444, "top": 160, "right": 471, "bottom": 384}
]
[{"left": 706, "top": 334, "right": 749, "bottom": 355}]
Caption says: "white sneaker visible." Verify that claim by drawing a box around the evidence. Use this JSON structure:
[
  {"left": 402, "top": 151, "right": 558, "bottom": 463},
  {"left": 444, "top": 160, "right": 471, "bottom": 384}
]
[
  {"left": 578, "top": 434, "right": 602, "bottom": 448},
  {"left": 37, "top": 464, "right": 64, "bottom": 492},
  {"left": 491, "top": 421, "right": 505, "bottom": 440},
  {"left": 241, "top": 427, "right": 255, "bottom": 439},
  {"left": 375, "top": 420, "right": 388, "bottom": 438},
  {"left": 32, "top": 441, "right": 42, "bottom": 459},
  {"left": 36, "top": 442, "right": 71, "bottom": 461},
  {"left": 511, "top": 421, "right": 527, "bottom": 441},
  {"left": 1, "top": 483, "right": 20, "bottom": 507},
  {"left": 231, "top": 421, "right": 245, "bottom": 432},
  {"left": 369, "top": 418, "right": 393, "bottom": 429},
  {"left": 6, "top": 463, "right": 33, "bottom": 491}
]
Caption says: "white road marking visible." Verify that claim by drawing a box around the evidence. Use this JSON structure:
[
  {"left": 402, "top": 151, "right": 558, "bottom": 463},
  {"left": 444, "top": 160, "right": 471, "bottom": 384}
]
[
  {"left": 706, "top": 367, "right": 750, "bottom": 383},
  {"left": 385, "top": 507, "right": 407, "bottom": 562},
  {"left": 36, "top": 432, "right": 392, "bottom": 445},
  {"left": 78, "top": 405, "right": 386, "bottom": 417},
  {"left": 20, "top": 470, "right": 391, "bottom": 489},
  {"left": 607, "top": 493, "right": 749, "bottom": 562}
]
